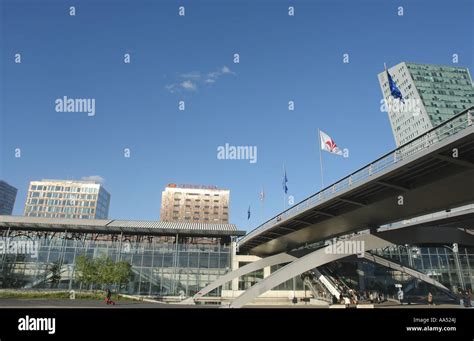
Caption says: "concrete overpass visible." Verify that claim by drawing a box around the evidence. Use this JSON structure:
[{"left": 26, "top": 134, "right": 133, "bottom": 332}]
[
  {"left": 238, "top": 107, "right": 474, "bottom": 256},
  {"left": 182, "top": 208, "right": 474, "bottom": 305},
  {"left": 180, "top": 109, "right": 474, "bottom": 306}
]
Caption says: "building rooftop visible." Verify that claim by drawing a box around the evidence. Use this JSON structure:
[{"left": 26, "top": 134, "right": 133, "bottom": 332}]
[
  {"left": 37, "top": 179, "right": 103, "bottom": 185},
  {"left": 165, "top": 183, "right": 228, "bottom": 191},
  {"left": 0, "top": 215, "right": 245, "bottom": 237}
]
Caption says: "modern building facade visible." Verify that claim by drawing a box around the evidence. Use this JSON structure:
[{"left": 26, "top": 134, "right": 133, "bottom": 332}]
[
  {"left": 0, "top": 181, "right": 17, "bottom": 215},
  {"left": 23, "top": 179, "right": 110, "bottom": 219},
  {"left": 160, "top": 184, "right": 230, "bottom": 223},
  {"left": 378, "top": 62, "right": 474, "bottom": 146},
  {"left": 0, "top": 216, "right": 244, "bottom": 297}
]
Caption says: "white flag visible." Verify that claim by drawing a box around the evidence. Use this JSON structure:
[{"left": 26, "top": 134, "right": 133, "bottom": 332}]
[{"left": 320, "top": 130, "right": 343, "bottom": 156}]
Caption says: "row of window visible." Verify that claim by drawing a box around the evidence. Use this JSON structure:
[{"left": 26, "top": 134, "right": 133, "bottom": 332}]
[
  {"left": 26, "top": 199, "right": 97, "bottom": 207},
  {"left": 172, "top": 192, "right": 222, "bottom": 197},
  {"left": 175, "top": 198, "right": 224, "bottom": 204},
  {"left": 25, "top": 205, "right": 96, "bottom": 214},
  {"left": 30, "top": 185, "right": 99, "bottom": 193},
  {"left": 29, "top": 191, "right": 98, "bottom": 200},
  {"left": 26, "top": 213, "right": 94, "bottom": 219},
  {"left": 415, "top": 76, "right": 472, "bottom": 87},
  {"left": 172, "top": 210, "right": 227, "bottom": 216},
  {"left": 174, "top": 216, "right": 225, "bottom": 222},
  {"left": 407, "top": 64, "right": 470, "bottom": 74},
  {"left": 178, "top": 204, "right": 227, "bottom": 209}
]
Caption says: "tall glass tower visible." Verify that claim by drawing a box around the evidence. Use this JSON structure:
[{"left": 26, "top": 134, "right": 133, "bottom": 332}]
[
  {"left": 0, "top": 181, "right": 17, "bottom": 215},
  {"left": 378, "top": 62, "right": 474, "bottom": 147}
]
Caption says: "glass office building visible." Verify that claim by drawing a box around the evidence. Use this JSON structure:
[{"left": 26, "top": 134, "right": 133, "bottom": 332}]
[
  {"left": 0, "top": 181, "right": 17, "bottom": 215},
  {"left": 24, "top": 179, "right": 110, "bottom": 219},
  {"left": 0, "top": 216, "right": 244, "bottom": 297},
  {"left": 378, "top": 62, "right": 474, "bottom": 146}
]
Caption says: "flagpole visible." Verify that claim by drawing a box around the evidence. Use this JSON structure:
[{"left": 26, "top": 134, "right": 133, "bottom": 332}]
[
  {"left": 247, "top": 205, "right": 251, "bottom": 230},
  {"left": 318, "top": 129, "right": 324, "bottom": 191},
  {"left": 283, "top": 164, "right": 286, "bottom": 210}
]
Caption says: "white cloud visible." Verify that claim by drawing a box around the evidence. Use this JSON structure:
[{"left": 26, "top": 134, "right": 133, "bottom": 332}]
[
  {"left": 221, "top": 66, "right": 234, "bottom": 74},
  {"left": 81, "top": 175, "right": 105, "bottom": 184},
  {"left": 165, "top": 84, "right": 177, "bottom": 93},
  {"left": 166, "top": 66, "right": 235, "bottom": 93},
  {"left": 207, "top": 71, "right": 220, "bottom": 79},
  {"left": 181, "top": 80, "right": 197, "bottom": 91},
  {"left": 207, "top": 66, "right": 235, "bottom": 79}
]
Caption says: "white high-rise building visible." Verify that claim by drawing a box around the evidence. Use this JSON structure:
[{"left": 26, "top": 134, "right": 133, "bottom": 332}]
[
  {"left": 24, "top": 179, "right": 110, "bottom": 219},
  {"left": 378, "top": 62, "right": 473, "bottom": 147}
]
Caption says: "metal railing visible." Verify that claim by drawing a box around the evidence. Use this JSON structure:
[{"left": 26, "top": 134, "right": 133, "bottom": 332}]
[
  {"left": 239, "top": 107, "right": 474, "bottom": 246},
  {"left": 379, "top": 203, "right": 474, "bottom": 231}
]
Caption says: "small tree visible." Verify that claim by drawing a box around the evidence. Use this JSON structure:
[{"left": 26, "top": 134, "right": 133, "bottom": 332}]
[
  {"left": 49, "top": 261, "right": 62, "bottom": 288},
  {"left": 114, "top": 261, "right": 133, "bottom": 289},
  {"left": 75, "top": 255, "right": 97, "bottom": 289},
  {"left": 75, "top": 255, "right": 132, "bottom": 291},
  {"left": 96, "top": 256, "right": 115, "bottom": 288}
]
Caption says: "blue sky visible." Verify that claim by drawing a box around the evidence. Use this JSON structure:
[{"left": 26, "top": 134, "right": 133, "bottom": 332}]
[{"left": 1, "top": 0, "right": 473, "bottom": 231}]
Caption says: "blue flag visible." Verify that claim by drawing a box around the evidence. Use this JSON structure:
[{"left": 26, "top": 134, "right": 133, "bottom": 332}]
[
  {"left": 247, "top": 205, "right": 251, "bottom": 220},
  {"left": 283, "top": 170, "right": 288, "bottom": 194},
  {"left": 386, "top": 69, "right": 404, "bottom": 102}
]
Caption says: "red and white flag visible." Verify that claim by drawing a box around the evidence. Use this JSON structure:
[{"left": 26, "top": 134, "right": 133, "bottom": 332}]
[{"left": 319, "top": 130, "right": 343, "bottom": 156}]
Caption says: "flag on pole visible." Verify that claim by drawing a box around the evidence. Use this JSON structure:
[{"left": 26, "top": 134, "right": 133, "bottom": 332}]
[
  {"left": 282, "top": 170, "right": 288, "bottom": 194},
  {"left": 259, "top": 187, "right": 265, "bottom": 201},
  {"left": 247, "top": 205, "right": 251, "bottom": 220},
  {"left": 385, "top": 65, "right": 404, "bottom": 102},
  {"left": 319, "top": 130, "right": 343, "bottom": 156}
]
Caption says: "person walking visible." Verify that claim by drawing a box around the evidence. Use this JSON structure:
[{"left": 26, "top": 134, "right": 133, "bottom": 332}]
[
  {"left": 397, "top": 289, "right": 404, "bottom": 305},
  {"left": 105, "top": 288, "right": 115, "bottom": 305}
]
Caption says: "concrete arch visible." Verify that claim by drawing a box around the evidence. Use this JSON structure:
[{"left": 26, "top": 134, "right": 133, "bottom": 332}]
[
  {"left": 179, "top": 252, "right": 296, "bottom": 304},
  {"left": 228, "top": 234, "right": 393, "bottom": 308}
]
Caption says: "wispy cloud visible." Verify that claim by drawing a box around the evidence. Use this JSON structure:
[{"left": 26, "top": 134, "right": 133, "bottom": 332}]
[
  {"left": 180, "top": 71, "right": 202, "bottom": 80},
  {"left": 181, "top": 80, "right": 197, "bottom": 91},
  {"left": 166, "top": 65, "right": 235, "bottom": 93},
  {"left": 82, "top": 175, "right": 105, "bottom": 184},
  {"left": 221, "top": 66, "right": 234, "bottom": 75}
]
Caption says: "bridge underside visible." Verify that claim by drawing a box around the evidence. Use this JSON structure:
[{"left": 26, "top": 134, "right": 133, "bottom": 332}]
[
  {"left": 228, "top": 232, "right": 464, "bottom": 308},
  {"left": 189, "top": 225, "right": 471, "bottom": 305},
  {"left": 228, "top": 234, "right": 389, "bottom": 308},
  {"left": 241, "top": 127, "right": 474, "bottom": 256}
]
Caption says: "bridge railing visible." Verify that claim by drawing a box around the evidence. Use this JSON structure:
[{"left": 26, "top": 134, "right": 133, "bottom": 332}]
[{"left": 240, "top": 107, "right": 474, "bottom": 246}]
